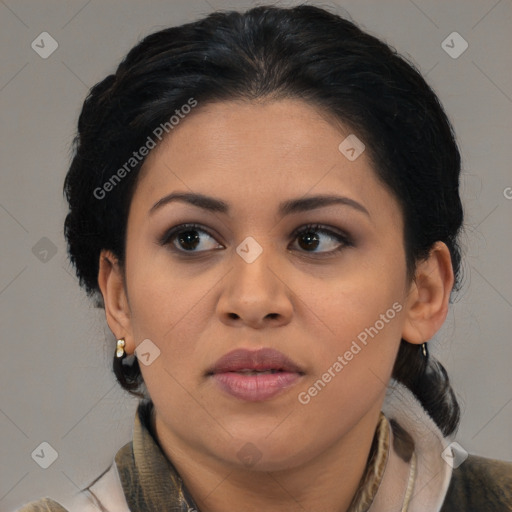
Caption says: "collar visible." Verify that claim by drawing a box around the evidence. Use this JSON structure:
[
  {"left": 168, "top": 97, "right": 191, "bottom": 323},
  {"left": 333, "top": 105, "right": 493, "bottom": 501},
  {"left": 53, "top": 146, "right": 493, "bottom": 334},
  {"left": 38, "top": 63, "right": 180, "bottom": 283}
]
[
  {"left": 377, "top": 380, "right": 453, "bottom": 512},
  {"left": 114, "top": 399, "right": 199, "bottom": 512},
  {"left": 113, "top": 380, "right": 453, "bottom": 512}
]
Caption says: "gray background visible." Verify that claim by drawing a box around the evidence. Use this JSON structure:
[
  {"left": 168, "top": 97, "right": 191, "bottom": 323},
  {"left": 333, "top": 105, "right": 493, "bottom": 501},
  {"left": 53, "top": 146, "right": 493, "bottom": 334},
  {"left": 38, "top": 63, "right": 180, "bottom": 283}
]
[{"left": 1, "top": 0, "right": 511, "bottom": 509}]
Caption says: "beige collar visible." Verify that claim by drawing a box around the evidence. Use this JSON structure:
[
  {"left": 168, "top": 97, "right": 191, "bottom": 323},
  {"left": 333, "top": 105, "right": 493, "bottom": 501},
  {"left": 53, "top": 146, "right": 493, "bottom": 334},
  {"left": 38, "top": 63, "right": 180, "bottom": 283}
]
[{"left": 371, "top": 380, "right": 454, "bottom": 512}]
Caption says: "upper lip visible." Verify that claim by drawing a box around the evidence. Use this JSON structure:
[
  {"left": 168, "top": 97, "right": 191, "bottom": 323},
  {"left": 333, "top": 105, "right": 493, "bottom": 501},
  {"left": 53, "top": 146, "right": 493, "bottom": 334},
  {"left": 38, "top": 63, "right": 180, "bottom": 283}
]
[{"left": 206, "top": 348, "right": 305, "bottom": 375}]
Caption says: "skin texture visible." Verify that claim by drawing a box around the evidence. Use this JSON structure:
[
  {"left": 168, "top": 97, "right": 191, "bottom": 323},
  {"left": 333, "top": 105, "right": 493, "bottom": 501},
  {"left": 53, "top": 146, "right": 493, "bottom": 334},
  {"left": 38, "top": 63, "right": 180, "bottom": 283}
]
[{"left": 98, "top": 99, "right": 454, "bottom": 512}]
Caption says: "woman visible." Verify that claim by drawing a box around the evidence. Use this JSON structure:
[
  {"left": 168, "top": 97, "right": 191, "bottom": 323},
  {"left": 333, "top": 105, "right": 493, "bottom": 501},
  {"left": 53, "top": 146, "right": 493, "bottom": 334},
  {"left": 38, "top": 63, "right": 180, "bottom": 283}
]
[{"left": 17, "top": 4, "right": 512, "bottom": 511}]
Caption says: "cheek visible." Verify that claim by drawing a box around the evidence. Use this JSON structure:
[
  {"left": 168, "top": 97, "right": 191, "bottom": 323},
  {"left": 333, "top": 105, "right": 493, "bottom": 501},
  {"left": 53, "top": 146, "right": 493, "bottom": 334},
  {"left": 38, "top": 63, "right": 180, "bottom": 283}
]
[
  {"left": 128, "top": 275, "right": 211, "bottom": 361},
  {"left": 125, "top": 258, "right": 221, "bottom": 390},
  {"left": 294, "top": 291, "right": 405, "bottom": 435},
  {"left": 125, "top": 233, "right": 210, "bottom": 337},
  {"left": 301, "top": 267, "right": 406, "bottom": 394},
  {"left": 311, "top": 259, "right": 405, "bottom": 338}
]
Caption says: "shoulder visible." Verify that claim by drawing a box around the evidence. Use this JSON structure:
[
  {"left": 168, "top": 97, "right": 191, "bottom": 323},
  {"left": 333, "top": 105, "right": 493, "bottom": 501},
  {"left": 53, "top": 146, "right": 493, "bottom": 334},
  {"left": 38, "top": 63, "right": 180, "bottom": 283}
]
[
  {"left": 14, "top": 497, "right": 68, "bottom": 512},
  {"left": 441, "top": 454, "right": 512, "bottom": 511}
]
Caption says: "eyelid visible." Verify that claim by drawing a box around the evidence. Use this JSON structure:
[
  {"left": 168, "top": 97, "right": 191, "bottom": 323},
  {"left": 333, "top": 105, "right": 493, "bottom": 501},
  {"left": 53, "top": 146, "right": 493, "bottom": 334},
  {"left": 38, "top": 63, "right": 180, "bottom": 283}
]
[
  {"left": 158, "top": 223, "right": 222, "bottom": 247},
  {"left": 289, "top": 223, "right": 352, "bottom": 243}
]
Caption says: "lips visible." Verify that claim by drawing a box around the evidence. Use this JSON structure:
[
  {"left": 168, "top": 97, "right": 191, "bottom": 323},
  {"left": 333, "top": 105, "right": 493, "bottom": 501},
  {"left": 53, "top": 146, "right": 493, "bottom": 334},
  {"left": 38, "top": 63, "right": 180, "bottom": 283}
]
[
  {"left": 206, "top": 347, "right": 305, "bottom": 375},
  {"left": 206, "top": 347, "right": 305, "bottom": 402}
]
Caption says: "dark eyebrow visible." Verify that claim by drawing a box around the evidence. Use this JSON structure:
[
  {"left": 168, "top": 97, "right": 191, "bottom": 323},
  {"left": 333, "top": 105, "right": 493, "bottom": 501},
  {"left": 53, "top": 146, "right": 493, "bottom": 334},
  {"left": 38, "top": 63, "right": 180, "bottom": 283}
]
[{"left": 149, "top": 192, "right": 370, "bottom": 218}]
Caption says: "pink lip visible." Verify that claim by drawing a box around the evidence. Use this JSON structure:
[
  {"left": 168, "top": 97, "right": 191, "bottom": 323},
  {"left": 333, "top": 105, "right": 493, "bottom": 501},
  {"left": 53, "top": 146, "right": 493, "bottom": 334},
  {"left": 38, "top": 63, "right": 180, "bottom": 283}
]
[
  {"left": 206, "top": 348, "right": 305, "bottom": 402},
  {"left": 207, "top": 347, "right": 305, "bottom": 374},
  {"left": 212, "top": 372, "right": 302, "bottom": 401}
]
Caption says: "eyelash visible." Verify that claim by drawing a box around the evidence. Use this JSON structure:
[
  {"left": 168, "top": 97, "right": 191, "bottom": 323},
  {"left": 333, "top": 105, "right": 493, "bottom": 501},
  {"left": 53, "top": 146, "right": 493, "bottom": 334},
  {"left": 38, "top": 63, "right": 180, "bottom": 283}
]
[{"left": 158, "top": 222, "right": 354, "bottom": 257}]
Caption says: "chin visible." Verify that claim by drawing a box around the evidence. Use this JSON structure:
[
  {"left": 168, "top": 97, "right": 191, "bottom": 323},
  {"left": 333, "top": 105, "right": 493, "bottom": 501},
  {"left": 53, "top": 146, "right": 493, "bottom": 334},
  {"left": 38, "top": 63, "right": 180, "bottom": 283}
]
[{"left": 217, "top": 436, "right": 316, "bottom": 473}]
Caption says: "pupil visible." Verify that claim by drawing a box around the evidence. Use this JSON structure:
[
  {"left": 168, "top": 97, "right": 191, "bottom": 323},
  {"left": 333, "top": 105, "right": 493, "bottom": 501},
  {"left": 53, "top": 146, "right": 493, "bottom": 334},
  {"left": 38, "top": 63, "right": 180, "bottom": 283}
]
[
  {"left": 299, "top": 231, "right": 319, "bottom": 251},
  {"left": 179, "top": 230, "right": 200, "bottom": 250}
]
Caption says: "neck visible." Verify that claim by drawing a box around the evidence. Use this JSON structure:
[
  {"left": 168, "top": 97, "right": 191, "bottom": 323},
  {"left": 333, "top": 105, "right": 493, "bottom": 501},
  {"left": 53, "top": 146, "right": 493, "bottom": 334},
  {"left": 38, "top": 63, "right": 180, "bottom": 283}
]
[{"left": 153, "top": 405, "right": 383, "bottom": 512}]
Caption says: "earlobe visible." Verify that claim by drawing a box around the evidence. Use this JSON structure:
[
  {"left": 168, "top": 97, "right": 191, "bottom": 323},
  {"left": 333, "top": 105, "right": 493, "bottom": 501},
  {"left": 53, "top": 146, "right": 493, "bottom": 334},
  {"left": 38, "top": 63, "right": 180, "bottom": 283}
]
[
  {"left": 97, "top": 250, "right": 134, "bottom": 354},
  {"left": 401, "top": 242, "right": 454, "bottom": 345}
]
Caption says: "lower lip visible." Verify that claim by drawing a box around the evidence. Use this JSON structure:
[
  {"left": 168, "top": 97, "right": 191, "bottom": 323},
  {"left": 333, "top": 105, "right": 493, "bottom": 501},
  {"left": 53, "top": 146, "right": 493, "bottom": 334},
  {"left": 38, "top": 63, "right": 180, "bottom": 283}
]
[{"left": 211, "top": 371, "right": 302, "bottom": 401}]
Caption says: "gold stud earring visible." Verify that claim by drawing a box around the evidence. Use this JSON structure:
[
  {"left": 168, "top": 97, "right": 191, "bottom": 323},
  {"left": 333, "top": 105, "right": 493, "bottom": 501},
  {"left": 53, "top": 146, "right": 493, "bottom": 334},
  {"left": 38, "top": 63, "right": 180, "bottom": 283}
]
[{"left": 116, "top": 338, "right": 126, "bottom": 358}]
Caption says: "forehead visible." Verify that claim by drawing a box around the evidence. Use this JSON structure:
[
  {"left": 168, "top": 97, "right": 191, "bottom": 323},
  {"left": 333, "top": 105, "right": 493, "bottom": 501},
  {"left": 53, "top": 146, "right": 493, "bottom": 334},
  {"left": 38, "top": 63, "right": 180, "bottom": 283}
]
[
  {"left": 131, "top": 99, "right": 400, "bottom": 224},
  {"left": 140, "top": 99, "right": 345, "bottom": 171}
]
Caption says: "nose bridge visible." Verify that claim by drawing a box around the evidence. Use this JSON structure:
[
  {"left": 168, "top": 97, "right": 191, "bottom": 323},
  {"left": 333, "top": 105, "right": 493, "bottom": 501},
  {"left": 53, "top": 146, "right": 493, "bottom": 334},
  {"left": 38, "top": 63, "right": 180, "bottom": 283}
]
[
  {"left": 218, "top": 234, "right": 292, "bottom": 325},
  {"left": 233, "top": 234, "right": 279, "bottom": 298}
]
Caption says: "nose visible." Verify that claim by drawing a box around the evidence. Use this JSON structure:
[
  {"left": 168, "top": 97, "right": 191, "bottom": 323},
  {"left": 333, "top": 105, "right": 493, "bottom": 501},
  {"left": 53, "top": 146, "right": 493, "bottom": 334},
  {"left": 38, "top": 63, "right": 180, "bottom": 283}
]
[{"left": 216, "top": 243, "right": 293, "bottom": 329}]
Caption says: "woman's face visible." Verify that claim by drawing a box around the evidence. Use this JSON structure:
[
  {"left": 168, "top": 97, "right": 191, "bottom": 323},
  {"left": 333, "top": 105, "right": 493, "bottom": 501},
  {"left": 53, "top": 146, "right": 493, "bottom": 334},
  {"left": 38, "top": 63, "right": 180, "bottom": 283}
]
[{"left": 117, "top": 99, "right": 414, "bottom": 471}]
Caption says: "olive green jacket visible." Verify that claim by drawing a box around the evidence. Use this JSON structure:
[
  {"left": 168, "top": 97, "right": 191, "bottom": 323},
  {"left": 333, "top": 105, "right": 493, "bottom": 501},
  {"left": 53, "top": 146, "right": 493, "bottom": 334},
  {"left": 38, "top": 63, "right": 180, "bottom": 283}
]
[{"left": 14, "top": 382, "right": 512, "bottom": 512}]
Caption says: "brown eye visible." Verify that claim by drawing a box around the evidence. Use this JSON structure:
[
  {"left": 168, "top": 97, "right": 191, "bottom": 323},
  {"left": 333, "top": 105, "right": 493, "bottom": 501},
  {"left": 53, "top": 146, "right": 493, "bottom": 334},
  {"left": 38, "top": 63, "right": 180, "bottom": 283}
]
[
  {"left": 160, "top": 224, "right": 223, "bottom": 253},
  {"left": 290, "top": 224, "right": 353, "bottom": 255}
]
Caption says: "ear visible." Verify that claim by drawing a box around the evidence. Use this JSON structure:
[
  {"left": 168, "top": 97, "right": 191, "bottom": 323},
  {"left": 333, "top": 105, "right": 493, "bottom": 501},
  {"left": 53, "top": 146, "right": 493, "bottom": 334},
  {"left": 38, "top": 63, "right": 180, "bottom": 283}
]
[
  {"left": 97, "top": 250, "right": 135, "bottom": 355},
  {"left": 401, "top": 241, "right": 454, "bottom": 345}
]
